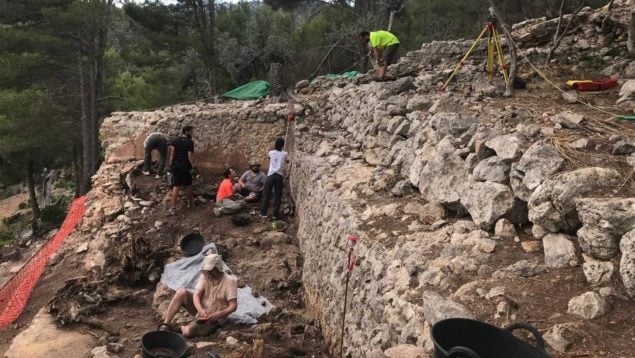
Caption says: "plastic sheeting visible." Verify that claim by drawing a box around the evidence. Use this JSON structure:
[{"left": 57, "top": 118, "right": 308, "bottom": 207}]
[
  {"left": 160, "top": 243, "right": 273, "bottom": 324},
  {"left": 222, "top": 80, "right": 270, "bottom": 100}
]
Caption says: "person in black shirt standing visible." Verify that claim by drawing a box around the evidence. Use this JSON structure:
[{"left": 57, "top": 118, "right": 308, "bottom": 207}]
[{"left": 168, "top": 125, "right": 195, "bottom": 214}]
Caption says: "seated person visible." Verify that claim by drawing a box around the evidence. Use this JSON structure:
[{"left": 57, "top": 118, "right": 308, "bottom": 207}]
[
  {"left": 233, "top": 160, "right": 266, "bottom": 202},
  {"left": 214, "top": 168, "right": 245, "bottom": 217},
  {"left": 162, "top": 254, "right": 238, "bottom": 338}
]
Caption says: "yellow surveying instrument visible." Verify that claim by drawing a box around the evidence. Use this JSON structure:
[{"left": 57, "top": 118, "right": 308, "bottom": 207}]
[{"left": 441, "top": 14, "right": 509, "bottom": 91}]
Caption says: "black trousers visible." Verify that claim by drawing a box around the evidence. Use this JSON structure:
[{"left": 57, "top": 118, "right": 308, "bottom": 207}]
[{"left": 260, "top": 173, "right": 284, "bottom": 218}]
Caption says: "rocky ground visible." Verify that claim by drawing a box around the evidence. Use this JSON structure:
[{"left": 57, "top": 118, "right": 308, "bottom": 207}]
[
  {"left": 2, "top": 2, "right": 635, "bottom": 358},
  {"left": 288, "top": 2, "right": 635, "bottom": 356},
  {"left": 1, "top": 173, "right": 327, "bottom": 358}
]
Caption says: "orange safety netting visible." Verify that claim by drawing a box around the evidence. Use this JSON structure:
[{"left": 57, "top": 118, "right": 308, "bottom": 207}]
[{"left": 0, "top": 195, "right": 87, "bottom": 329}]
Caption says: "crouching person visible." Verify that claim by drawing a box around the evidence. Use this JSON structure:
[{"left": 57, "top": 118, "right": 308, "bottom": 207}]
[
  {"left": 162, "top": 254, "right": 238, "bottom": 338},
  {"left": 213, "top": 168, "right": 246, "bottom": 217},
  {"left": 233, "top": 160, "right": 266, "bottom": 202}
]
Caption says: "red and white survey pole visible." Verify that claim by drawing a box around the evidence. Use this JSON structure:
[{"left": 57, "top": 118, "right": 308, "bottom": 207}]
[
  {"left": 340, "top": 234, "right": 358, "bottom": 358},
  {"left": 284, "top": 113, "right": 295, "bottom": 146}
]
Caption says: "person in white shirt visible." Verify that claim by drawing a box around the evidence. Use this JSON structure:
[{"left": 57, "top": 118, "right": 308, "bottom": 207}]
[{"left": 260, "top": 137, "right": 289, "bottom": 219}]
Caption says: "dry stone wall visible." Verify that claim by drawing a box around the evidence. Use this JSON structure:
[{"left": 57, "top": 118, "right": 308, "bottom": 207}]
[
  {"left": 290, "top": 4, "right": 635, "bottom": 355},
  {"left": 102, "top": 102, "right": 300, "bottom": 173}
]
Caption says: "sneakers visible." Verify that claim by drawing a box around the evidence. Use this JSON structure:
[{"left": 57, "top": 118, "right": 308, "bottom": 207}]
[
  {"left": 155, "top": 174, "right": 161, "bottom": 179},
  {"left": 259, "top": 214, "right": 268, "bottom": 220},
  {"left": 142, "top": 171, "right": 151, "bottom": 176},
  {"left": 168, "top": 208, "right": 176, "bottom": 215},
  {"left": 213, "top": 208, "right": 221, "bottom": 217}
]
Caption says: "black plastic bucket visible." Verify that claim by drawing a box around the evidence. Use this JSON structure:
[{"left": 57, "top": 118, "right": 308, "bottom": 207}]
[
  {"left": 180, "top": 231, "right": 204, "bottom": 256},
  {"left": 431, "top": 319, "right": 550, "bottom": 358},
  {"left": 141, "top": 324, "right": 188, "bottom": 358}
]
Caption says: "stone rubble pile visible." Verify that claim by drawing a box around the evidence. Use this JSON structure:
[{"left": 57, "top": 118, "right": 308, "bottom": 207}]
[{"left": 290, "top": 2, "right": 634, "bottom": 357}]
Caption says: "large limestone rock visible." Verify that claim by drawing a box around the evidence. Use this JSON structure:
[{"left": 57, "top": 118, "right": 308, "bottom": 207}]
[
  {"left": 576, "top": 198, "right": 635, "bottom": 259},
  {"left": 577, "top": 198, "right": 635, "bottom": 235},
  {"left": 418, "top": 139, "right": 468, "bottom": 207},
  {"left": 582, "top": 255, "right": 614, "bottom": 286},
  {"left": 528, "top": 167, "right": 621, "bottom": 233},
  {"left": 484, "top": 134, "right": 523, "bottom": 161},
  {"left": 620, "top": 228, "right": 635, "bottom": 298},
  {"left": 543, "top": 233, "right": 577, "bottom": 268},
  {"left": 543, "top": 323, "right": 584, "bottom": 353},
  {"left": 616, "top": 79, "right": 635, "bottom": 104},
  {"left": 495, "top": 218, "right": 516, "bottom": 239},
  {"left": 472, "top": 156, "right": 510, "bottom": 184},
  {"left": 461, "top": 181, "right": 514, "bottom": 230},
  {"left": 418, "top": 203, "right": 447, "bottom": 224},
  {"left": 4, "top": 309, "right": 95, "bottom": 358},
  {"left": 510, "top": 141, "right": 565, "bottom": 201},
  {"left": 421, "top": 291, "right": 473, "bottom": 325},
  {"left": 577, "top": 225, "right": 620, "bottom": 260},
  {"left": 428, "top": 112, "right": 479, "bottom": 139},
  {"left": 567, "top": 291, "right": 610, "bottom": 319}
]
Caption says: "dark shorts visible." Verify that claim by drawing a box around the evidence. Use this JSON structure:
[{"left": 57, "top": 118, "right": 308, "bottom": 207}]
[
  {"left": 185, "top": 318, "right": 224, "bottom": 337},
  {"left": 180, "top": 291, "right": 225, "bottom": 338},
  {"left": 172, "top": 163, "right": 192, "bottom": 187},
  {"left": 383, "top": 43, "right": 400, "bottom": 65}
]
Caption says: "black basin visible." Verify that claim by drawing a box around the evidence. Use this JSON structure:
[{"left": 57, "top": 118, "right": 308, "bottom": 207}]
[{"left": 431, "top": 318, "right": 550, "bottom": 358}]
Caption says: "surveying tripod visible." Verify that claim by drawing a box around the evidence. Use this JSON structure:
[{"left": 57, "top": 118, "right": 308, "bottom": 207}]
[{"left": 441, "top": 17, "right": 509, "bottom": 91}]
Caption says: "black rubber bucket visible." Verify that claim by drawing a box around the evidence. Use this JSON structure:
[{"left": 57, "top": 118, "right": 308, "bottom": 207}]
[
  {"left": 180, "top": 231, "right": 204, "bottom": 256},
  {"left": 141, "top": 324, "right": 188, "bottom": 358},
  {"left": 431, "top": 319, "right": 550, "bottom": 358}
]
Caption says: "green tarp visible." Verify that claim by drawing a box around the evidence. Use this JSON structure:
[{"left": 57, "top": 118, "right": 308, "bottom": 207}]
[
  {"left": 323, "top": 71, "right": 361, "bottom": 79},
  {"left": 222, "top": 80, "right": 270, "bottom": 100}
]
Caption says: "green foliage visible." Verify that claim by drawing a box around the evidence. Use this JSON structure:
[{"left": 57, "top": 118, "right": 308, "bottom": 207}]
[
  {"left": 0, "top": 228, "right": 14, "bottom": 247},
  {"left": 0, "top": 88, "right": 71, "bottom": 186},
  {"left": 41, "top": 201, "right": 68, "bottom": 228},
  {"left": 0, "top": 214, "right": 30, "bottom": 247},
  {"left": 0, "top": 0, "right": 617, "bottom": 199},
  {"left": 0, "top": 185, "right": 21, "bottom": 200}
]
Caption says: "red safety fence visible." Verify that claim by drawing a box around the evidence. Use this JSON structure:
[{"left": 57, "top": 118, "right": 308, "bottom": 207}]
[{"left": 0, "top": 195, "right": 87, "bottom": 329}]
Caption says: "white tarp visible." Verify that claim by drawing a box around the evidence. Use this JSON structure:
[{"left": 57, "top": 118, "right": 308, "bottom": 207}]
[{"left": 160, "top": 243, "right": 273, "bottom": 324}]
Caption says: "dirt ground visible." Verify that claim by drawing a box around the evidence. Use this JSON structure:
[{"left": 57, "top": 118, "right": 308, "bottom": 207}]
[
  {"left": 0, "top": 193, "right": 27, "bottom": 230},
  {"left": 0, "top": 174, "right": 328, "bottom": 358}
]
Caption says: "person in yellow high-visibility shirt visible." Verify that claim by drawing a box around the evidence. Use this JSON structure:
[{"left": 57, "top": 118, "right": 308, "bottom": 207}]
[{"left": 359, "top": 30, "right": 400, "bottom": 79}]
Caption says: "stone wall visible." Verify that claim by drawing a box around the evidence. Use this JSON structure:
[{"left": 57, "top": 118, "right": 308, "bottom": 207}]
[
  {"left": 101, "top": 102, "right": 301, "bottom": 174},
  {"left": 292, "top": 153, "right": 429, "bottom": 357},
  {"left": 288, "top": 4, "right": 635, "bottom": 354}
]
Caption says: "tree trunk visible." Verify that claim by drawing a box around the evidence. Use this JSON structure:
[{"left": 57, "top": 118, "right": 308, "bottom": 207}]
[
  {"left": 77, "top": 1, "right": 112, "bottom": 196},
  {"left": 388, "top": 10, "right": 396, "bottom": 31},
  {"left": 191, "top": 0, "right": 216, "bottom": 93},
  {"left": 355, "top": 0, "right": 375, "bottom": 16},
  {"left": 72, "top": 142, "right": 81, "bottom": 198},
  {"left": 268, "top": 62, "right": 283, "bottom": 102},
  {"left": 78, "top": 54, "right": 92, "bottom": 195},
  {"left": 359, "top": 40, "right": 369, "bottom": 73},
  {"left": 629, "top": 0, "right": 635, "bottom": 53},
  {"left": 546, "top": 0, "right": 587, "bottom": 64},
  {"left": 26, "top": 160, "right": 41, "bottom": 234},
  {"left": 488, "top": 0, "right": 518, "bottom": 97}
]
